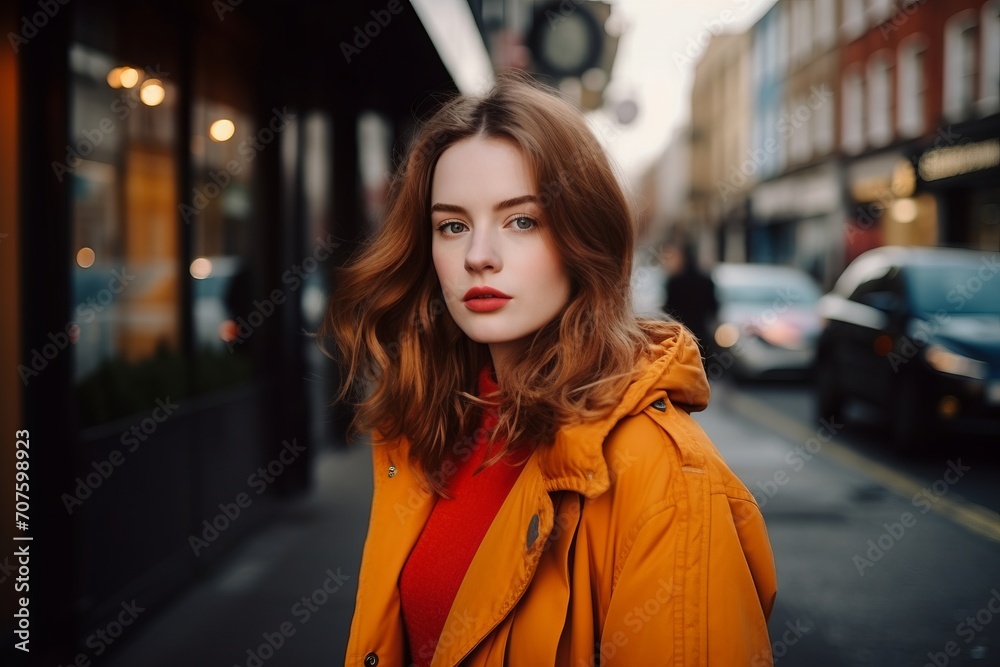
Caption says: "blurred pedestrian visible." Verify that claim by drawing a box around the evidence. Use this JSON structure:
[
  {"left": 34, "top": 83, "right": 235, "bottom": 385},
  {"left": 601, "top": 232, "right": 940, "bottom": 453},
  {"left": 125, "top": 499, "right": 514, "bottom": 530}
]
[
  {"left": 321, "top": 72, "right": 775, "bottom": 666},
  {"left": 662, "top": 242, "right": 719, "bottom": 354}
]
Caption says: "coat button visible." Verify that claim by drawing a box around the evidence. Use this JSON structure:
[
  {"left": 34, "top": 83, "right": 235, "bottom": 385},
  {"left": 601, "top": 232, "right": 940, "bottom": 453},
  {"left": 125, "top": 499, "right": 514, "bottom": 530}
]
[
  {"left": 364, "top": 652, "right": 379, "bottom": 666},
  {"left": 526, "top": 513, "right": 539, "bottom": 549},
  {"left": 652, "top": 398, "right": 667, "bottom": 411},
  {"left": 387, "top": 466, "right": 396, "bottom": 478}
]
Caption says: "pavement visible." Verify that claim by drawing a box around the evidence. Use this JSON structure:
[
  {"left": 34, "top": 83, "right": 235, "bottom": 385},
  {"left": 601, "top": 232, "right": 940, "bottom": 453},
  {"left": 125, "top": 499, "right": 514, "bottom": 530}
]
[
  {"left": 103, "top": 442, "right": 374, "bottom": 667},
  {"left": 98, "top": 379, "right": 1000, "bottom": 666}
]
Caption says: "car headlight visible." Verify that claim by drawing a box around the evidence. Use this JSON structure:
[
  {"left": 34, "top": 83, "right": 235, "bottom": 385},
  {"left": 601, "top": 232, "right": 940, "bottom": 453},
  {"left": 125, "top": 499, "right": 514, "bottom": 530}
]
[
  {"left": 714, "top": 323, "right": 741, "bottom": 348},
  {"left": 756, "top": 321, "right": 805, "bottom": 350},
  {"left": 924, "top": 344, "right": 988, "bottom": 380}
]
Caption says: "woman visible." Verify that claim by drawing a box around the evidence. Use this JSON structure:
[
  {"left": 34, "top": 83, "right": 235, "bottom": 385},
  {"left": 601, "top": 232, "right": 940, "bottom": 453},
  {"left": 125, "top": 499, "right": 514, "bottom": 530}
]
[{"left": 322, "top": 73, "right": 776, "bottom": 666}]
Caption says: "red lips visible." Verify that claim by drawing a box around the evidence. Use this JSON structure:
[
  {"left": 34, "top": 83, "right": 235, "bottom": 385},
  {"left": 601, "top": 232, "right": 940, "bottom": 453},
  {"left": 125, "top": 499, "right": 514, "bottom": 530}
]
[
  {"left": 463, "top": 286, "right": 512, "bottom": 301},
  {"left": 463, "top": 286, "right": 511, "bottom": 313}
]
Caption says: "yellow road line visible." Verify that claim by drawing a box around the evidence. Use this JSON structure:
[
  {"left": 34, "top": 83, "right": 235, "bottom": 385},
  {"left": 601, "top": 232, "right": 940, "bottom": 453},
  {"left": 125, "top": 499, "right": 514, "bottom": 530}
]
[{"left": 724, "top": 391, "right": 1000, "bottom": 544}]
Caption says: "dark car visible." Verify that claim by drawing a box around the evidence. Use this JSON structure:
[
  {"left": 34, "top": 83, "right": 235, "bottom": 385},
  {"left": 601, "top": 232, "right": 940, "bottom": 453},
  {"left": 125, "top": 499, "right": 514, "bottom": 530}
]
[{"left": 815, "top": 246, "right": 1000, "bottom": 450}]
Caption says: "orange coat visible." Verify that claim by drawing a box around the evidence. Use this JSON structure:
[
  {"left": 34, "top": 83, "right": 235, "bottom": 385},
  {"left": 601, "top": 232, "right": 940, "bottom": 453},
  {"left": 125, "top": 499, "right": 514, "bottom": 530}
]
[{"left": 345, "top": 331, "right": 777, "bottom": 666}]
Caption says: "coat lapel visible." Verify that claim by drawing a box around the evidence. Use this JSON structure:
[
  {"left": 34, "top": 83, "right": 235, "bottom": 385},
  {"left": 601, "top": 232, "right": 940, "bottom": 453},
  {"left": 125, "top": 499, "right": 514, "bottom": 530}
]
[{"left": 431, "top": 451, "right": 557, "bottom": 666}]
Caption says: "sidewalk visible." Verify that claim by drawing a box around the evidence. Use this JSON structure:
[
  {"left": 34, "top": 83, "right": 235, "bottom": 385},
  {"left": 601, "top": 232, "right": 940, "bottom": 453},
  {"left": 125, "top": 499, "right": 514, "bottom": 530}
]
[{"left": 104, "top": 443, "right": 373, "bottom": 667}]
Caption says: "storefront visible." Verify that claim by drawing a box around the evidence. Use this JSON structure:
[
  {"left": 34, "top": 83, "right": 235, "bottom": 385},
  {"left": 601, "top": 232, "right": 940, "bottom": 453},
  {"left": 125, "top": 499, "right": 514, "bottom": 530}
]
[
  {"left": 911, "top": 115, "right": 1000, "bottom": 250},
  {"left": 749, "top": 161, "right": 844, "bottom": 287},
  {"left": 3, "top": 0, "right": 471, "bottom": 660}
]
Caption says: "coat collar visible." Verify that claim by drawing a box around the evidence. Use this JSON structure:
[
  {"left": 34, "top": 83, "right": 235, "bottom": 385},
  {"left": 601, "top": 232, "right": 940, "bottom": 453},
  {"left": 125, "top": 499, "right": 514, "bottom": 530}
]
[{"left": 536, "top": 327, "right": 710, "bottom": 498}]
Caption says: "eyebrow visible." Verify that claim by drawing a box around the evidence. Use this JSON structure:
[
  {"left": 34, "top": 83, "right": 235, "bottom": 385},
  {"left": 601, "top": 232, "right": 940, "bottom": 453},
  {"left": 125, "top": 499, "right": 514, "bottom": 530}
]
[{"left": 430, "top": 194, "right": 539, "bottom": 215}]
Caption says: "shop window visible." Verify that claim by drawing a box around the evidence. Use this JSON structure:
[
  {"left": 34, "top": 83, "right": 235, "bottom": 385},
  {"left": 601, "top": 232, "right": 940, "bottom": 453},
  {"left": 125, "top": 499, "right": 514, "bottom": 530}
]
[
  {"left": 187, "top": 98, "right": 258, "bottom": 393},
  {"left": 898, "top": 36, "right": 927, "bottom": 138},
  {"left": 301, "top": 112, "right": 335, "bottom": 331},
  {"left": 944, "top": 13, "right": 978, "bottom": 121},
  {"left": 357, "top": 111, "right": 393, "bottom": 229},
  {"left": 68, "top": 42, "right": 183, "bottom": 426}
]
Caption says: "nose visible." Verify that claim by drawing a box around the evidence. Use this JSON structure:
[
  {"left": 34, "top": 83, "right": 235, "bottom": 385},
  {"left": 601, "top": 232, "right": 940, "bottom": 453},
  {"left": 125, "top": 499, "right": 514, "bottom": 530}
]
[{"left": 464, "top": 226, "right": 502, "bottom": 273}]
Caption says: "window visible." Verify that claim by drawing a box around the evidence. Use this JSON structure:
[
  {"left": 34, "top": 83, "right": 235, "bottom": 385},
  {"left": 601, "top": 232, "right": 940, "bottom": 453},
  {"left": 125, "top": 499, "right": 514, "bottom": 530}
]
[
  {"left": 791, "top": 0, "right": 813, "bottom": 63},
  {"left": 752, "top": 32, "right": 764, "bottom": 87},
  {"left": 867, "top": 55, "right": 892, "bottom": 147},
  {"left": 898, "top": 36, "right": 927, "bottom": 137},
  {"left": 814, "top": 83, "right": 835, "bottom": 154},
  {"left": 814, "top": 0, "right": 836, "bottom": 50},
  {"left": 772, "top": 105, "right": 786, "bottom": 172},
  {"left": 944, "top": 13, "right": 978, "bottom": 121},
  {"left": 843, "top": 68, "right": 865, "bottom": 154},
  {"left": 868, "top": 0, "right": 895, "bottom": 26},
  {"left": 68, "top": 43, "right": 183, "bottom": 426},
  {"left": 981, "top": 1, "right": 1000, "bottom": 114},
  {"left": 842, "top": 0, "right": 865, "bottom": 41},
  {"left": 777, "top": 2, "right": 790, "bottom": 74},
  {"left": 789, "top": 96, "right": 806, "bottom": 162}
]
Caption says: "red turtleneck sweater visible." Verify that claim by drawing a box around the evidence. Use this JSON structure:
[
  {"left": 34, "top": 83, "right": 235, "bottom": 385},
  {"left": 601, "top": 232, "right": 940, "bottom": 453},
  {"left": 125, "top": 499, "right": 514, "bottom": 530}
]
[{"left": 399, "top": 365, "right": 526, "bottom": 667}]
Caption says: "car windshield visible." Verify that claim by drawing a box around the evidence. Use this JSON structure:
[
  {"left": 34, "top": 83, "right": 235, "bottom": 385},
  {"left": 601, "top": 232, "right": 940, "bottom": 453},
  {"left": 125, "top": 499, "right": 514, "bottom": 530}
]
[{"left": 906, "top": 261, "right": 1000, "bottom": 315}]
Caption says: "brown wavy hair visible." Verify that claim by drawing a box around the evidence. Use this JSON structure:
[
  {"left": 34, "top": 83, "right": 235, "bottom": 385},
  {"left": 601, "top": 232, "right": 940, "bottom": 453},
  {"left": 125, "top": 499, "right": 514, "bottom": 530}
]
[{"left": 318, "top": 72, "right": 679, "bottom": 493}]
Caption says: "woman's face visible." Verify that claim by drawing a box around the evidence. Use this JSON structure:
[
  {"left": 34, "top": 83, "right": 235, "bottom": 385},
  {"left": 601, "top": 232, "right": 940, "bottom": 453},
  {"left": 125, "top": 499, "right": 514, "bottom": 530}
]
[{"left": 431, "top": 136, "right": 571, "bottom": 366}]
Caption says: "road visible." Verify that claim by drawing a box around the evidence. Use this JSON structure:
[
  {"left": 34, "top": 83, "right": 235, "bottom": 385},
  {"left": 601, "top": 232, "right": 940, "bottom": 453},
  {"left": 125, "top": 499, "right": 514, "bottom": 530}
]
[{"left": 700, "top": 377, "right": 1000, "bottom": 666}]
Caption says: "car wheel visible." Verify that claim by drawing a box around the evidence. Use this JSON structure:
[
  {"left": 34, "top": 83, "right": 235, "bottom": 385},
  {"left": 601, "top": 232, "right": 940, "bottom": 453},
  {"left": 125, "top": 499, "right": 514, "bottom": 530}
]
[{"left": 815, "top": 355, "right": 843, "bottom": 422}]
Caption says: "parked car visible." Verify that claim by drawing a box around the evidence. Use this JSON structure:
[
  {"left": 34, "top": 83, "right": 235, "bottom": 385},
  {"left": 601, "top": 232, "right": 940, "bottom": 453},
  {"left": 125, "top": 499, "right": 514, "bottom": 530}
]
[
  {"left": 815, "top": 246, "right": 1000, "bottom": 450},
  {"left": 710, "top": 263, "right": 823, "bottom": 380}
]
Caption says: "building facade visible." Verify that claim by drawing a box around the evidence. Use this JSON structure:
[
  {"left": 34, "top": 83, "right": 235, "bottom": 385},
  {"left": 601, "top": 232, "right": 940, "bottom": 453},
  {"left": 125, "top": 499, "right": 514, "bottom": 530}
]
[
  {"left": 689, "top": 31, "right": 753, "bottom": 266},
  {"left": 840, "top": 0, "right": 1000, "bottom": 263},
  {"left": 748, "top": 0, "right": 844, "bottom": 287}
]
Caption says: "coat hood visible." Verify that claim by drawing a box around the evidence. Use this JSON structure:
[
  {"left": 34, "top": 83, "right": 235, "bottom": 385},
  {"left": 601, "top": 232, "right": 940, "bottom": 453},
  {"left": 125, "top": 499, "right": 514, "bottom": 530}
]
[{"left": 537, "top": 324, "right": 711, "bottom": 498}]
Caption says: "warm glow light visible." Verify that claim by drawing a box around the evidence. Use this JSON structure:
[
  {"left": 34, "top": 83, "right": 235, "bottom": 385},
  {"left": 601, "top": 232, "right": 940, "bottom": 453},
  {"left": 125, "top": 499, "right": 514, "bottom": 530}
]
[
  {"left": 209, "top": 119, "right": 236, "bottom": 142},
  {"left": 219, "top": 320, "right": 239, "bottom": 343},
  {"left": 119, "top": 67, "right": 139, "bottom": 88},
  {"left": 873, "top": 335, "right": 893, "bottom": 356},
  {"left": 891, "top": 198, "right": 918, "bottom": 224},
  {"left": 891, "top": 159, "right": 916, "bottom": 197},
  {"left": 938, "top": 395, "right": 960, "bottom": 419},
  {"left": 76, "top": 247, "right": 96, "bottom": 268},
  {"left": 919, "top": 139, "right": 1000, "bottom": 181},
  {"left": 714, "top": 323, "right": 741, "bottom": 348},
  {"left": 106, "top": 67, "right": 124, "bottom": 88},
  {"left": 140, "top": 79, "right": 165, "bottom": 106},
  {"left": 190, "top": 257, "right": 213, "bottom": 279},
  {"left": 757, "top": 321, "right": 803, "bottom": 349}
]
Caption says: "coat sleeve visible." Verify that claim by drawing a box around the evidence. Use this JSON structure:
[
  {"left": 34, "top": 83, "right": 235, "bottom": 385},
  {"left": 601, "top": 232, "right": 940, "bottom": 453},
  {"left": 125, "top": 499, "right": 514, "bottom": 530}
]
[{"left": 595, "top": 411, "right": 776, "bottom": 666}]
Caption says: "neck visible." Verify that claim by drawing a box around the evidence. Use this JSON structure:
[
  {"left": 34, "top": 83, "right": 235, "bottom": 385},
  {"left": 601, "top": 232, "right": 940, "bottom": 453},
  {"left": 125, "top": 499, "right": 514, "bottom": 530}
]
[{"left": 487, "top": 340, "right": 524, "bottom": 386}]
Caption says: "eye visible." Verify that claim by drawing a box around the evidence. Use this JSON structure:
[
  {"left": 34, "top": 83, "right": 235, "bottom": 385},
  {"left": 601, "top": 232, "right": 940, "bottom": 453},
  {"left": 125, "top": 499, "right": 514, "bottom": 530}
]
[
  {"left": 509, "top": 216, "right": 537, "bottom": 231},
  {"left": 436, "top": 221, "right": 467, "bottom": 235}
]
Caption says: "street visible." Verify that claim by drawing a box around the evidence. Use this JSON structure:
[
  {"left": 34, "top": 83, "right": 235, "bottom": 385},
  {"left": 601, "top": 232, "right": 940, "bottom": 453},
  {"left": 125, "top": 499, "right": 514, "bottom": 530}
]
[
  {"left": 98, "top": 376, "right": 1000, "bottom": 666},
  {"left": 703, "top": 377, "right": 1000, "bottom": 666}
]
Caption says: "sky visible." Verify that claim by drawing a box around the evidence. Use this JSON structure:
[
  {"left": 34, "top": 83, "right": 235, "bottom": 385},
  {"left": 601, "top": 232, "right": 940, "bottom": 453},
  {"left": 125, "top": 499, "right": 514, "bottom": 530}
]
[{"left": 592, "top": 0, "right": 775, "bottom": 180}]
